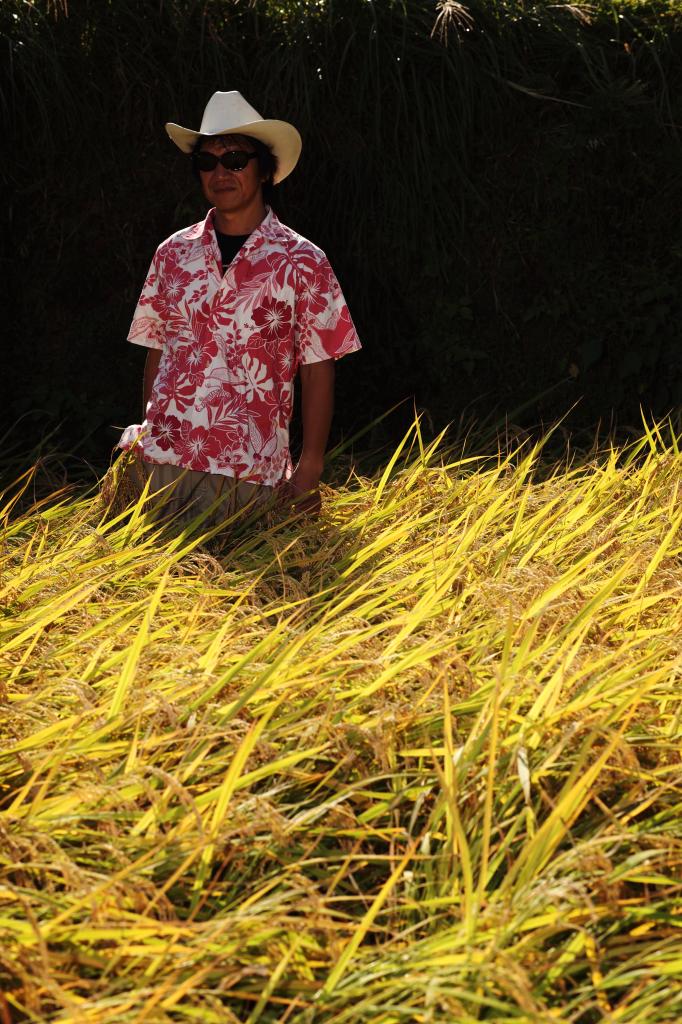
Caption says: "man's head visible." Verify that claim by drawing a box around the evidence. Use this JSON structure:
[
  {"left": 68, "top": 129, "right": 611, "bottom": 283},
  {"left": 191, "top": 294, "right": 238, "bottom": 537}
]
[{"left": 191, "top": 133, "right": 278, "bottom": 207}]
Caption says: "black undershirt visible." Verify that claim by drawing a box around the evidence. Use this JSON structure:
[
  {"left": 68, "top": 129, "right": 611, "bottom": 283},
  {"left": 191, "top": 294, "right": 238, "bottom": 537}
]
[{"left": 214, "top": 227, "right": 250, "bottom": 273}]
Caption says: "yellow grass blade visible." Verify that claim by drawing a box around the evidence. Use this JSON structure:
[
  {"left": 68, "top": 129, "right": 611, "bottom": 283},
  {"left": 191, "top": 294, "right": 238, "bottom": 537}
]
[
  {"left": 107, "top": 568, "right": 170, "bottom": 719},
  {"left": 3, "top": 416, "right": 682, "bottom": 1022},
  {"left": 322, "top": 836, "right": 418, "bottom": 995}
]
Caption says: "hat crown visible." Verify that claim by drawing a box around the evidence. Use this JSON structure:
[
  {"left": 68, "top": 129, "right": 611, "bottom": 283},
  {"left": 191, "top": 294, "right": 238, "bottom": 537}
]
[{"left": 200, "top": 91, "right": 263, "bottom": 136}]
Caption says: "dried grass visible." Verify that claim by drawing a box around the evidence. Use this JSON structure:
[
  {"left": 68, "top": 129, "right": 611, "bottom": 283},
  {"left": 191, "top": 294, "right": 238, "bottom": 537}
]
[{"left": 1, "top": 419, "right": 681, "bottom": 1022}]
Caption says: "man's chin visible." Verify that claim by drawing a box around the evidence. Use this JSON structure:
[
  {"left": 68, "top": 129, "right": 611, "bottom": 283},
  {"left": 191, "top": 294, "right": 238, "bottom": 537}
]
[{"left": 213, "top": 193, "right": 239, "bottom": 207}]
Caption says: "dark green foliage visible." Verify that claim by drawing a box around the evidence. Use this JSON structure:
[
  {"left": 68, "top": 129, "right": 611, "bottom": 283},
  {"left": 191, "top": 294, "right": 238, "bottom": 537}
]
[{"left": 3, "top": 0, "right": 682, "bottom": 464}]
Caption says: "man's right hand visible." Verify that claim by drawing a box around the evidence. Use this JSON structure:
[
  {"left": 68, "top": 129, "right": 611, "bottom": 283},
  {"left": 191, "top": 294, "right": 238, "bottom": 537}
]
[{"left": 280, "top": 457, "right": 323, "bottom": 516}]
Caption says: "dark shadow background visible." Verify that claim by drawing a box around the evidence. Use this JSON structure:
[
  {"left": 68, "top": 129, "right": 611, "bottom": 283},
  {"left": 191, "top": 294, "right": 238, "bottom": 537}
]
[{"left": 3, "top": 0, "right": 682, "bottom": 471}]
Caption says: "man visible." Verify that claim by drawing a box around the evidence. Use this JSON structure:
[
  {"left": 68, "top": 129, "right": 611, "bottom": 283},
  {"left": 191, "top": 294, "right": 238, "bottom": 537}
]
[{"left": 118, "top": 91, "right": 360, "bottom": 522}]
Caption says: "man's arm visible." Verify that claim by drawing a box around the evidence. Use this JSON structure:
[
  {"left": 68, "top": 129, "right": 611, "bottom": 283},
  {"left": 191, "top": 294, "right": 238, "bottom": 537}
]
[
  {"left": 288, "top": 358, "right": 335, "bottom": 513},
  {"left": 143, "top": 348, "right": 162, "bottom": 417}
]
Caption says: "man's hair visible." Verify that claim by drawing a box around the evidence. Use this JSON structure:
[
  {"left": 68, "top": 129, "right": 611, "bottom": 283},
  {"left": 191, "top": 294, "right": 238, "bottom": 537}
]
[{"left": 191, "top": 134, "right": 278, "bottom": 205}]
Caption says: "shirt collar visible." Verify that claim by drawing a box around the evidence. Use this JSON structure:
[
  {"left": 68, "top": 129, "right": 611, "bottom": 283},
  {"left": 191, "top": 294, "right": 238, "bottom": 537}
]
[{"left": 199, "top": 206, "right": 286, "bottom": 259}]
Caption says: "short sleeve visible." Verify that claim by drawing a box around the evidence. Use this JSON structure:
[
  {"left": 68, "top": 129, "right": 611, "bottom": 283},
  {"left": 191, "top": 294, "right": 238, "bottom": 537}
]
[
  {"left": 295, "top": 255, "right": 362, "bottom": 366},
  {"left": 127, "top": 250, "right": 166, "bottom": 351}
]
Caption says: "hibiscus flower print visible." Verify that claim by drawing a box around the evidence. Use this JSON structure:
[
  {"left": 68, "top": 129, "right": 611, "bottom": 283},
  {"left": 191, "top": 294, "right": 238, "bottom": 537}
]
[
  {"left": 299, "top": 272, "right": 328, "bottom": 316},
  {"left": 252, "top": 298, "right": 291, "bottom": 341},
  {"left": 151, "top": 263, "right": 194, "bottom": 316},
  {"left": 150, "top": 413, "right": 181, "bottom": 451},
  {"left": 262, "top": 386, "right": 293, "bottom": 430},
  {"left": 235, "top": 355, "right": 274, "bottom": 402},
  {"left": 177, "top": 335, "right": 218, "bottom": 384},
  {"left": 177, "top": 422, "right": 220, "bottom": 472}
]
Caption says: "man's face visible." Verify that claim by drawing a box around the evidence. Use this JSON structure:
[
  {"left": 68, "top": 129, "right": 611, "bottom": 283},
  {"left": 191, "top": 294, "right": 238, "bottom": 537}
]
[{"left": 197, "top": 135, "right": 264, "bottom": 223}]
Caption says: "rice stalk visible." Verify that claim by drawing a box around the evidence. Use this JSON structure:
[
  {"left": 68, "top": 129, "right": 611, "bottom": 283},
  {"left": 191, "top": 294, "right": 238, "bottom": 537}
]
[{"left": 1, "top": 418, "right": 681, "bottom": 1021}]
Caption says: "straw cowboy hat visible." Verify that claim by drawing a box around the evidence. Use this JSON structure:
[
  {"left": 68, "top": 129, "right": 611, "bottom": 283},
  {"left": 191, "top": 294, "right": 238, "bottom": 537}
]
[{"left": 165, "top": 91, "right": 302, "bottom": 184}]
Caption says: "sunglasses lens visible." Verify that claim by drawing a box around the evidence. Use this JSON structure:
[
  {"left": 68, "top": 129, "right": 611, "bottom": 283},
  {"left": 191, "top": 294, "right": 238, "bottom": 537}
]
[
  {"left": 223, "top": 152, "right": 250, "bottom": 171},
  {"left": 194, "top": 152, "right": 218, "bottom": 172}
]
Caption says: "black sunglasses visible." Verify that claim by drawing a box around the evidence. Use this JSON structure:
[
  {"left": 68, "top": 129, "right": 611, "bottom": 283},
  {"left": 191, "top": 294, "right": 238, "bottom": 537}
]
[{"left": 192, "top": 150, "right": 259, "bottom": 173}]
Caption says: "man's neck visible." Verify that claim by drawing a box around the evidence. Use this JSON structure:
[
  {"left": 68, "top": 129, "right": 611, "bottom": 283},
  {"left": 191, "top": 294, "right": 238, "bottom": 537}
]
[{"left": 212, "top": 202, "right": 267, "bottom": 236}]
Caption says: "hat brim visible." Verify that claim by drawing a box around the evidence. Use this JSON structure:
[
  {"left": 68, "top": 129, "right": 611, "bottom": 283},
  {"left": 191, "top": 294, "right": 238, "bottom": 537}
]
[{"left": 165, "top": 118, "right": 302, "bottom": 184}]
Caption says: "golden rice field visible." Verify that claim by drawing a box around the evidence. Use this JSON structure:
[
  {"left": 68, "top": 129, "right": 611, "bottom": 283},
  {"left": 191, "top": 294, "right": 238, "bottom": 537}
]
[{"left": 1, "top": 421, "right": 681, "bottom": 1023}]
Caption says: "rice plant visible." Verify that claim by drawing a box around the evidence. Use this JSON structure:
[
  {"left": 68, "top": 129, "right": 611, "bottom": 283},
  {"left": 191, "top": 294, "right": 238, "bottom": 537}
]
[{"left": 1, "top": 418, "right": 681, "bottom": 1022}]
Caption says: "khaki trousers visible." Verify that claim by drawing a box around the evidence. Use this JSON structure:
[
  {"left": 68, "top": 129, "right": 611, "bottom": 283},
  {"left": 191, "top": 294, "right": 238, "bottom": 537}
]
[{"left": 110, "top": 455, "right": 274, "bottom": 529}]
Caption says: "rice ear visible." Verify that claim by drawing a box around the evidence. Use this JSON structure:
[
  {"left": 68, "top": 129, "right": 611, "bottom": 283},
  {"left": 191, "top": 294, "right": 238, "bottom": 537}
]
[{"left": 100, "top": 450, "right": 146, "bottom": 519}]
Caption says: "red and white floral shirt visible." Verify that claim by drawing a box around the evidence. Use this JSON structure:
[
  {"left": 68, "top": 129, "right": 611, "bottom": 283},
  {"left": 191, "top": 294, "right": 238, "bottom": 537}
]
[{"left": 119, "top": 207, "right": 361, "bottom": 485}]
